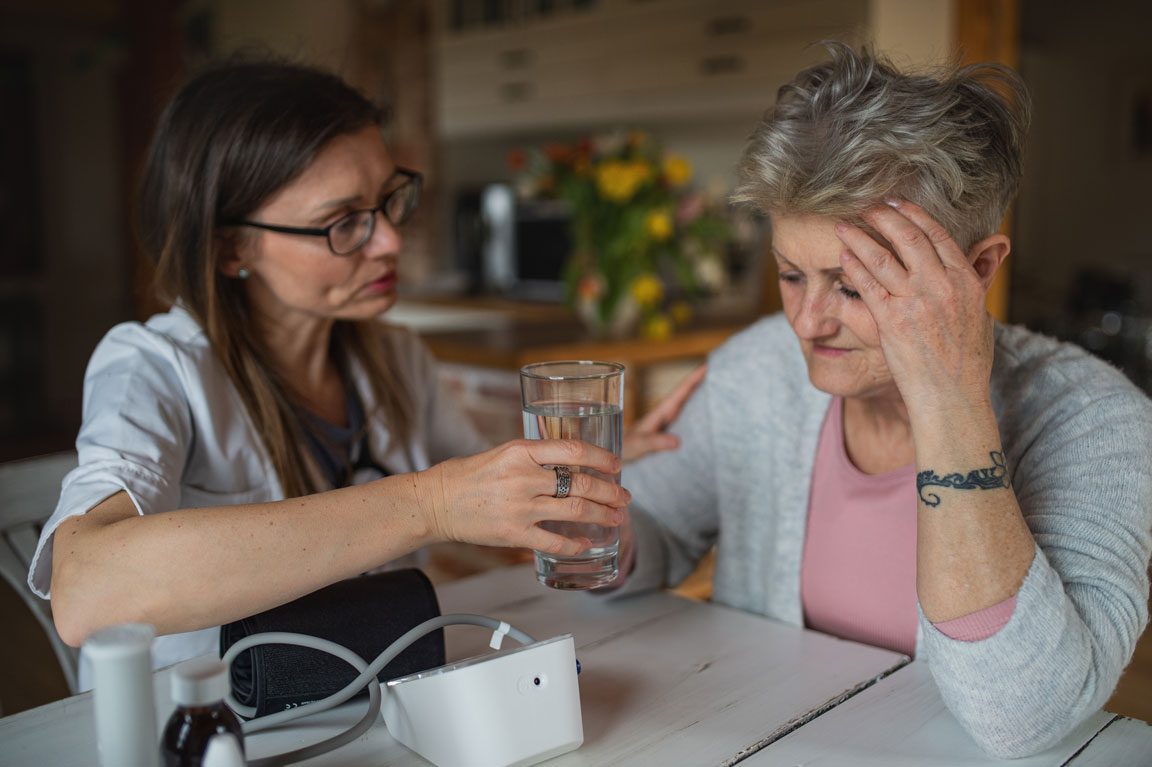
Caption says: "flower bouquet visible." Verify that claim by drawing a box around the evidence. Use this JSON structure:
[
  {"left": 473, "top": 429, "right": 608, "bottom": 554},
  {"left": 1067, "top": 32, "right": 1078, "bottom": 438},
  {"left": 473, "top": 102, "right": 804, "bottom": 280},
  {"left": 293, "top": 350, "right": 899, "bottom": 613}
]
[{"left": 509, "top": 131, "right": 731, "bottom": 340}]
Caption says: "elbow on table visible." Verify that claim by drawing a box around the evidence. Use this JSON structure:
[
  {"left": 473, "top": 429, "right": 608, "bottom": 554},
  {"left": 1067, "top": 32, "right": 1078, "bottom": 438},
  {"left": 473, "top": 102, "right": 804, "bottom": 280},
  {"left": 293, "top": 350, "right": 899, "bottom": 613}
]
[
  {"left": 968, "top": 722, "right": 1066, "bottom": 760},
  {"left": 957, "top": 693, "right": 1100, "bottom": 760}
]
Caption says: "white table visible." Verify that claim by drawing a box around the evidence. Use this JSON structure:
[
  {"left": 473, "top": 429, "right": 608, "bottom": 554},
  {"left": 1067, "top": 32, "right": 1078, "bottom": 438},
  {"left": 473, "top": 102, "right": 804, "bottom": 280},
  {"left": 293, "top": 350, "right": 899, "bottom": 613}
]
[
  {"left": 1, "top": 566, "right": 1149, "bottom": 766},
  {"left": 748, "top": 662, "right": 1147, "bottom": 766}
]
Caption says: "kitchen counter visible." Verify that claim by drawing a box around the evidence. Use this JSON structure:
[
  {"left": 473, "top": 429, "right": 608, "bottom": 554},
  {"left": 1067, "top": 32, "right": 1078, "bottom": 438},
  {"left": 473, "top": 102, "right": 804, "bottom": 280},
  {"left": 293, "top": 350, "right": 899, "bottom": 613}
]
[
  {"left": 386, "top": 298, "right": 756, "bottom": 435},
  {"left": 417, "top": 307, "right": 749, "bottom": 419}
]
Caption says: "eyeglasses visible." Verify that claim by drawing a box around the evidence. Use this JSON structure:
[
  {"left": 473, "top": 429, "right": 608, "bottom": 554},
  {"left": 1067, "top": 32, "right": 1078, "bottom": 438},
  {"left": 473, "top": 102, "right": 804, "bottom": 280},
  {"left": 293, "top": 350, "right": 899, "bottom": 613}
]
[{"left": 229, "top": 168, "right": 423, "bottom": 255}]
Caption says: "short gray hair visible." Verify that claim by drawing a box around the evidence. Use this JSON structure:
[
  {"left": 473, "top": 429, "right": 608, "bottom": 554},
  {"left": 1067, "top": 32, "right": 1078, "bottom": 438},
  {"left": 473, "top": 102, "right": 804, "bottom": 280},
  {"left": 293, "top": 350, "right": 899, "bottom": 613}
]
[{"left": 733, "top": 42, "right": 1031, "bottom": 250}]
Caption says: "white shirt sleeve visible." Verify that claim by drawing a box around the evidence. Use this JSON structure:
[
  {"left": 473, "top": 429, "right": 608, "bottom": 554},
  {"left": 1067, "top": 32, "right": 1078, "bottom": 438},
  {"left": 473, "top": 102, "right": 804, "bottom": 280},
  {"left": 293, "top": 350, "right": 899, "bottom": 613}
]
[{"left": 28, "top": 322, "right": 193, "bottom": 598}]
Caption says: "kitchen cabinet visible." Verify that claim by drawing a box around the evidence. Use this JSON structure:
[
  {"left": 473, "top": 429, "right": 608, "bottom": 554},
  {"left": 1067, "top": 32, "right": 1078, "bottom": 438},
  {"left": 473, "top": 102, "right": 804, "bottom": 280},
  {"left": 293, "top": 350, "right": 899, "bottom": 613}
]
[{"left": 434, "top": 0, "right": 868, "bottom": 137}]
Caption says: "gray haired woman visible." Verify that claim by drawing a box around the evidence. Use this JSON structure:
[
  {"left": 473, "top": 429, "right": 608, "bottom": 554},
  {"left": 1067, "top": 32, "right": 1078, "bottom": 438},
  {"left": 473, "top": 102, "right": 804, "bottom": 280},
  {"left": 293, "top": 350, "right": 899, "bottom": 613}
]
[{"left": 610, "top": 42, "right": 1152, "bottom": 757}]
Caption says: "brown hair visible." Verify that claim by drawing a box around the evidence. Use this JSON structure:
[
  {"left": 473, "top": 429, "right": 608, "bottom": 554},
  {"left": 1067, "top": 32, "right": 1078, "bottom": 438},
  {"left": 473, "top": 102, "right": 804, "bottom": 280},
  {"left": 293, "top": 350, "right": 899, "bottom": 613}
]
[{"left": 138, "top": 57, "right": 411, "bottom": 497}]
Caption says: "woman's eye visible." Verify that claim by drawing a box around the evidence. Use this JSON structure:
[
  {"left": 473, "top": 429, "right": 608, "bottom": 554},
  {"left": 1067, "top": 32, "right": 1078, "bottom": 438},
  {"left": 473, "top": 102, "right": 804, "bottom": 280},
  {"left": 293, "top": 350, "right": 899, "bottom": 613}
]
[
  {"left": 331, "top": 215, "right": 360, "bottom": 236},
  {"left": 778, "top": 272, "right": 803, "bottom": 285},
  {"left": 838, "top": 284, "right": 861, "bottom": 300}
]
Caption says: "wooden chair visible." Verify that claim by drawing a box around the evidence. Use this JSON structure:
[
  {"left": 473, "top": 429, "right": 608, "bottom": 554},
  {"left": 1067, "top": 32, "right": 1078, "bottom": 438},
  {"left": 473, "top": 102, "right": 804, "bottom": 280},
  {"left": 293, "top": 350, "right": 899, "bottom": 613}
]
[{"left": 0, "top": 452, "right": 80, "bottom": 696}]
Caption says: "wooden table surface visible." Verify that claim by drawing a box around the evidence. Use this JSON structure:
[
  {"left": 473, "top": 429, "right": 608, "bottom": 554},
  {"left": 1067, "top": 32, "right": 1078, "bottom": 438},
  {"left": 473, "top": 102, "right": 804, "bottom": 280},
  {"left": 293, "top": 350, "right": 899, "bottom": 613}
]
[
  {"left": 749, "top": 661, "right": 1142, "bottom": 766},
  {"left": 2, "top": 566, "right": 1148, "bottom": 766}
]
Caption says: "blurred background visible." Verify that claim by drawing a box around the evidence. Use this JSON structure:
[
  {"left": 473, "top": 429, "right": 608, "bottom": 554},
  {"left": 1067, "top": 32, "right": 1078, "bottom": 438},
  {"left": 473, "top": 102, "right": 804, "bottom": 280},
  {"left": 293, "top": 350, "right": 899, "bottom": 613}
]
[
  {"left": 1, "top": 0, "right": 1150, "bottom": 462},
  {"left": 1, "top": 0, "right": 1151, "bottom": 717}
]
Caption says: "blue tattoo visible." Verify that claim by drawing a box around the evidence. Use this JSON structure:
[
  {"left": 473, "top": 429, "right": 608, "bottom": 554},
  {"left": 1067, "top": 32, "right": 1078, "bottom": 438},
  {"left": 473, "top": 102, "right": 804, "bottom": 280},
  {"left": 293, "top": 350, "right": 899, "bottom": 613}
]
[{"left": 917, "top": 451, "right": 1011, "bottom": 507}]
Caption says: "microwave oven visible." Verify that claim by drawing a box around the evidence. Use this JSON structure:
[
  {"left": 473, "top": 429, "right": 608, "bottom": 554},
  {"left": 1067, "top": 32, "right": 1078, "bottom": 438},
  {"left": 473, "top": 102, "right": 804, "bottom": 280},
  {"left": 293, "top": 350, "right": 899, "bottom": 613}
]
[{"left": 454, "top": 184, "right": 571, "bottom": 301}]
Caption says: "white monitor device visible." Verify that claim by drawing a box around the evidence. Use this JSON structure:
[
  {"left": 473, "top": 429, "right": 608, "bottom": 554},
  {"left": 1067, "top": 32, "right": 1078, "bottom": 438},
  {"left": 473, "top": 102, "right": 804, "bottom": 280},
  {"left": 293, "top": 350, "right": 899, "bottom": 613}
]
[{"left": 382, "top": 634, "right": 583, "bottom": 767}]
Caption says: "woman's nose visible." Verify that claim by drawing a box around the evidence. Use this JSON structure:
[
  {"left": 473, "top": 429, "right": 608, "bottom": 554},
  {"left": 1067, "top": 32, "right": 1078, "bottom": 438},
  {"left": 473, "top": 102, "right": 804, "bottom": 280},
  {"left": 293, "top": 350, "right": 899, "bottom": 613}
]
[
  {"left": 792, "top": 289, "right": 838, "bottom": 339},
  {"left": 362, "top": 211, "right": 402, "bottom": 259}
]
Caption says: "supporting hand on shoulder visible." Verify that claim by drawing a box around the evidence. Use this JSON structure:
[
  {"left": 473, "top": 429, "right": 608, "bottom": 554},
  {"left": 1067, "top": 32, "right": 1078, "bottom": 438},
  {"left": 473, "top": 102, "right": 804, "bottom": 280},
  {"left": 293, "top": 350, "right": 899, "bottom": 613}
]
[{"left": 622, "top": 364, "right": 706, "bottom": 462}]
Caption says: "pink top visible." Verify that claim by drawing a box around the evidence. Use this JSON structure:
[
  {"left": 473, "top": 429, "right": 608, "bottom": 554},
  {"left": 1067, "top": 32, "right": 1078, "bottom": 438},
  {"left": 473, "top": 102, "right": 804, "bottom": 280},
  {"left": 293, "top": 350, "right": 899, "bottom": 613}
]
[{"left": 800, "top": 398, "right": 1016, "bottom": 656}]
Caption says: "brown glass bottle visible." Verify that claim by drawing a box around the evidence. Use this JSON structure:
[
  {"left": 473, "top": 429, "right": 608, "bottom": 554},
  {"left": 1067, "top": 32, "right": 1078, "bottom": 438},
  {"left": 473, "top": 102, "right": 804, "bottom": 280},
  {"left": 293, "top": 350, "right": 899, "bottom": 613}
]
[{"left": 160, "top": 658, "right": 245, "bottom": 767}]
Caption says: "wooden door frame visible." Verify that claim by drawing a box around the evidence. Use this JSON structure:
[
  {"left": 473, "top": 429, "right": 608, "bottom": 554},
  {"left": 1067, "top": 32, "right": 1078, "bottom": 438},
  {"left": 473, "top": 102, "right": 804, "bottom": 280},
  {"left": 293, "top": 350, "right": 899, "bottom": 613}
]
[{"left": 956, "top": 0, "right": 1021, "bottom": 321}]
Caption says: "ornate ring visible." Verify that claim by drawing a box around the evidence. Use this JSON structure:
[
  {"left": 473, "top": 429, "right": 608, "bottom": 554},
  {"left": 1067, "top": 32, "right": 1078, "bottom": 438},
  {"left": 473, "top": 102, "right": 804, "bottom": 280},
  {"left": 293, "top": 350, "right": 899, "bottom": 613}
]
[{"left": 553, "top": 465, "right": 572, "bottom": 499}]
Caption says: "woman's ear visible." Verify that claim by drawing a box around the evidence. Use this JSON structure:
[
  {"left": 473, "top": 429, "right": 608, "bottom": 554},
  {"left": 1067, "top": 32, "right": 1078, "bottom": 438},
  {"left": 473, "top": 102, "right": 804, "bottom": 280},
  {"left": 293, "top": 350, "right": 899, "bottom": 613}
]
[
  {"left": 968, "top": 234, "right": 1010, "bottom": 290},
  {"left": 216, "top": 230, "right": 248, "bottom": 278}
]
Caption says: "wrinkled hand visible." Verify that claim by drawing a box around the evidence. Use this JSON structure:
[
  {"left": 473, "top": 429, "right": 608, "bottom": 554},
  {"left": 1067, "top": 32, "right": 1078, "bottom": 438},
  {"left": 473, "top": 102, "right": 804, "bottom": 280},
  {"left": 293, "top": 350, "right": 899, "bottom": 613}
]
[
  {"left": 622, "top": 364, "right": 706, "bottom": 462},
  {"left": 836, "top": 200, "right": 996, "bottom": 412},
  {"left": 416, "top": 439, "right": 630, "bottom": 557}
]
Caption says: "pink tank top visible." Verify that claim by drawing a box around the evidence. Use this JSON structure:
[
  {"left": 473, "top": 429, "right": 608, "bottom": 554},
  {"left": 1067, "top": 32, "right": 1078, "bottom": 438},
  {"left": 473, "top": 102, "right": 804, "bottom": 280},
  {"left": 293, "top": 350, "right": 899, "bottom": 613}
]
[{"left": 800, "top": 398, "right": 1016, "bottom": 656}]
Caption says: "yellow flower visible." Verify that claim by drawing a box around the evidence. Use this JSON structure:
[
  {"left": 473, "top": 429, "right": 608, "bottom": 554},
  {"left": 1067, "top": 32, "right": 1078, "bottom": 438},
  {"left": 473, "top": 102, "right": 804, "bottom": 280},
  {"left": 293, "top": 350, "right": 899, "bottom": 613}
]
[
  {"left": 596, "top": 160, "right": 647, "bottom": 202},
  {"left": 642, "top": 313, "right": 673, "bottom": 341},
  {"left": 630, "top": 274, "right": 664, "bottom": 307},
  {"left": 663, "top": 155, "right": 692, "bottom": 187},
  {"left": 645, "top": 210, "right": 673, "bottom": 241},
  {"left": 670, "top": 301, "right": 693, "bottom": 326}
]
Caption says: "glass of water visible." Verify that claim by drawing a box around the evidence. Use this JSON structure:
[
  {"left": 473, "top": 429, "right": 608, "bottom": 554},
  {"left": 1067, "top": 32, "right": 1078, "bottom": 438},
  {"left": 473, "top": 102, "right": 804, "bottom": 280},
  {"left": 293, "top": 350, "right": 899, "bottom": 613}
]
[{"left": 520, "top": 360, "right": 625, "bottom": 590}]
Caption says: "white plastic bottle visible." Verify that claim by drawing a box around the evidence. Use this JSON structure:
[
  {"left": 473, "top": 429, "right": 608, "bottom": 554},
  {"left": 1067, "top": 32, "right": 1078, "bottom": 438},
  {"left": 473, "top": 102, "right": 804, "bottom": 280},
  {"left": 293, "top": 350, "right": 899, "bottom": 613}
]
[{"left": 84, "top": 623, "right": 159, "bottom": 767}]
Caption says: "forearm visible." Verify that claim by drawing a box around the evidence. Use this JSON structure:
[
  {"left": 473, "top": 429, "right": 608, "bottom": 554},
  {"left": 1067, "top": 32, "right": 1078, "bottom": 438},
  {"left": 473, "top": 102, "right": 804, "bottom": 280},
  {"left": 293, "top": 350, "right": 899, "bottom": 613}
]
[
  {"left": 51, "top": 473, "right": 437, "bottom": 644},
  {"left": 911, "top": 398, "right": 1035, "bottom": 622}
]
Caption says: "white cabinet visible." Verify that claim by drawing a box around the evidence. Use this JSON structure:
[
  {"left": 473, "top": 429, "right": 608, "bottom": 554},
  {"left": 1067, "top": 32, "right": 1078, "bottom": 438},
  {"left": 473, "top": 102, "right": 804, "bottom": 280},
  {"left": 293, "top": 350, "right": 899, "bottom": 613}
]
[{"left": 434, "top": 0, "right": 868, "bottom": 137}]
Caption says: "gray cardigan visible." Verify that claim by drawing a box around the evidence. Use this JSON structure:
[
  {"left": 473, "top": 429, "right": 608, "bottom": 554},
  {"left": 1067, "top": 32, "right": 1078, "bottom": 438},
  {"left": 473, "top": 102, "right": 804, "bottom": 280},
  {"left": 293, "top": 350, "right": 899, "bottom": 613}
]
[{"left": 618, "top": 313, "right": 1152, "bottom": 758}]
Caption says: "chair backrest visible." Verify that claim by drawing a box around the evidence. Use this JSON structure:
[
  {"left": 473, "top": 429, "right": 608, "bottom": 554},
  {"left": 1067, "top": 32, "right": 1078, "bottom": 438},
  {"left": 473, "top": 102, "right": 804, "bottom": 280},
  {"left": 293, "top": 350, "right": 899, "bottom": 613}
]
[{"left": 0, "top": 451, "right": 80, "bottom": 694}]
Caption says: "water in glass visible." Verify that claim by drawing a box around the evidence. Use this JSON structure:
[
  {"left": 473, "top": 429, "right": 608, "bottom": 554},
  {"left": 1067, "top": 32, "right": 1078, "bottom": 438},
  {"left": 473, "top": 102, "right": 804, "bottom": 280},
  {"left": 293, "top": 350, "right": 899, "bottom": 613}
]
[{"left": 522, "top": 400, "right": 622, "bottom": 589}]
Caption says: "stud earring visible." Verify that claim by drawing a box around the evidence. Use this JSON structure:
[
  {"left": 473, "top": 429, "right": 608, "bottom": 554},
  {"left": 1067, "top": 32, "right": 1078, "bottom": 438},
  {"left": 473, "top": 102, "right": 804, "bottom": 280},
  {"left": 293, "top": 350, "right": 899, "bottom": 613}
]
[{"left": 237, "top": 267, "right": 250, "bottom": 280}]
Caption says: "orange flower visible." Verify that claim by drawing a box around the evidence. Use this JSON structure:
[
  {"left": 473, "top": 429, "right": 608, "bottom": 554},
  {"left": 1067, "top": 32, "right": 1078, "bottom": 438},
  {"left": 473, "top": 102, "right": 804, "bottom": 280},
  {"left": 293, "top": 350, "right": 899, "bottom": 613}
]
[
  {"left": 506, "top": 148, "right": 527, "bottom": 172},
  {"left": 544, "top": 143, "right": 573, "bottom": 164},
  {"left": 577, "top": 273, "right": 605, "bottom": 301}
]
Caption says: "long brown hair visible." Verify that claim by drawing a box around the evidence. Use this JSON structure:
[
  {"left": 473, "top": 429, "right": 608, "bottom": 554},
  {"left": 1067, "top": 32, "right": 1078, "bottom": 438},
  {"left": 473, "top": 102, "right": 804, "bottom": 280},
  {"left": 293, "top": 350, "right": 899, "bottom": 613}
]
[{"left": 138, "top": 57, "right": 411, "bottom": 498}]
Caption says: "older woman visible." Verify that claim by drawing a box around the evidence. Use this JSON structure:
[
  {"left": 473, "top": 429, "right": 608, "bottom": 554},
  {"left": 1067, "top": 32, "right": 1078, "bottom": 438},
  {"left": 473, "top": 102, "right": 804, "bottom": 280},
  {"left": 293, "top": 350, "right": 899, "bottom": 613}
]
[
  {"left": 29, "top": 58, "right": 702, "bottom": 690},
  {"left": 612, "top": 43, "right": 1152, "bottom": 757}
]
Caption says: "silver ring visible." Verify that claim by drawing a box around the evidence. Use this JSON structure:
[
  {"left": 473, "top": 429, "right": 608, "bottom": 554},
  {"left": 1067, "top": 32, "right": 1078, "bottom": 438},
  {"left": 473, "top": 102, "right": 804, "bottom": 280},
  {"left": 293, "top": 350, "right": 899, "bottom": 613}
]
[{"left": 553, "top": 465, "right": 572, "bottom": 499}]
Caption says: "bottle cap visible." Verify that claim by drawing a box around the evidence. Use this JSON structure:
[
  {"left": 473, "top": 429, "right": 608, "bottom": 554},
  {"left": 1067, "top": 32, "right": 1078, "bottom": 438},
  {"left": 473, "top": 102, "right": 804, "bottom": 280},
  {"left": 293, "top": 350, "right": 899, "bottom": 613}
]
[
  {"left": 84, "top": 623, "right": 155, "bottom": 661},
  {"left": 171, "top": 657, "right": 231, "bottom": 706}
]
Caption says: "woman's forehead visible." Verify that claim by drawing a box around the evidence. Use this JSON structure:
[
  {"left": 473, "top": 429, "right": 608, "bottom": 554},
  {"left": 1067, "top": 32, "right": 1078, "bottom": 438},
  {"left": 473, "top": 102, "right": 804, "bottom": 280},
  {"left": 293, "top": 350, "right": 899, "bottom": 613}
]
[
  {"left": 770, "top": 212, "right": 895, "bottom": 268},
  {"left": 260, "top": 127, "right": 392, "bottom": 213}
]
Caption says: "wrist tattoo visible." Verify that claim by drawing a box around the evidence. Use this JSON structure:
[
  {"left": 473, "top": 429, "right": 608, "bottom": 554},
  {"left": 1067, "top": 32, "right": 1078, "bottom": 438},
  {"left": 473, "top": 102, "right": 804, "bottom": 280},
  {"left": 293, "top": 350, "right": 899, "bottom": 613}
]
[{"left": 916, "top": 451, "right": 1011, "bottom": 508}]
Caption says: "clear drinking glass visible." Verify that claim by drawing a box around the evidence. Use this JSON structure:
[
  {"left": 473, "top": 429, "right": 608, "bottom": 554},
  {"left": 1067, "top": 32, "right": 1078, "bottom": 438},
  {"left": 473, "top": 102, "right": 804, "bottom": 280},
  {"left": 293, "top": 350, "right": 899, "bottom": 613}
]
[{"left": 520, "top": 360, "right": 624, "bottom": 590}]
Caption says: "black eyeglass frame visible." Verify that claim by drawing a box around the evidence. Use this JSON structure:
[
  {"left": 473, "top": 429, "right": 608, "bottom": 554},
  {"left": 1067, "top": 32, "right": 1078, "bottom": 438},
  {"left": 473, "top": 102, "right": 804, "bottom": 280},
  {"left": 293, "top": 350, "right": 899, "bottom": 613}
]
[{"left": 228, "top": 167, "right": 423, "bottom": 255}]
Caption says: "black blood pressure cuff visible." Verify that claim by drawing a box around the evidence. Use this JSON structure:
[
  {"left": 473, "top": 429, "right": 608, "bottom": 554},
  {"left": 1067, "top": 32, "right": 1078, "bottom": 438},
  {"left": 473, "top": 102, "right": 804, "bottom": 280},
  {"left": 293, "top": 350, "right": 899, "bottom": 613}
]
[{"left": 219, "top": 567, "right": 445, "bottom": 717}]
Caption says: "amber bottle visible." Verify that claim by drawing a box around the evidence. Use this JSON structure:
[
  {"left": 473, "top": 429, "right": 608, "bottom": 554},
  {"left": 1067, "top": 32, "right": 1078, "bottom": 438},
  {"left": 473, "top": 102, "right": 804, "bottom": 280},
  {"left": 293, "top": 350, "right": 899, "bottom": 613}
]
[{"left": 160, "top": 658, "right": 245, "bottom": 767}]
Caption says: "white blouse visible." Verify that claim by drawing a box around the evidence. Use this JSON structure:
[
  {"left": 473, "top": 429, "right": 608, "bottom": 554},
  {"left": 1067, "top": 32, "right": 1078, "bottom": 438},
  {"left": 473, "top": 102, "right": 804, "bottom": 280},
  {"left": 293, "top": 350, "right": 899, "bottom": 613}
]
[{"left": 29, "top": 305, "right": 489, "bottom": 688}]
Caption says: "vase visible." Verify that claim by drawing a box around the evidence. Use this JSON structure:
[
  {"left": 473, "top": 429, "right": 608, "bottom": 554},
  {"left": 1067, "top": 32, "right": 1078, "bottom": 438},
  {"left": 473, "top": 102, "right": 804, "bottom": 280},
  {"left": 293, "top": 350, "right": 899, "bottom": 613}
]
[{"left": 576, "top": 293, "right": 640, "bottom": 340}]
